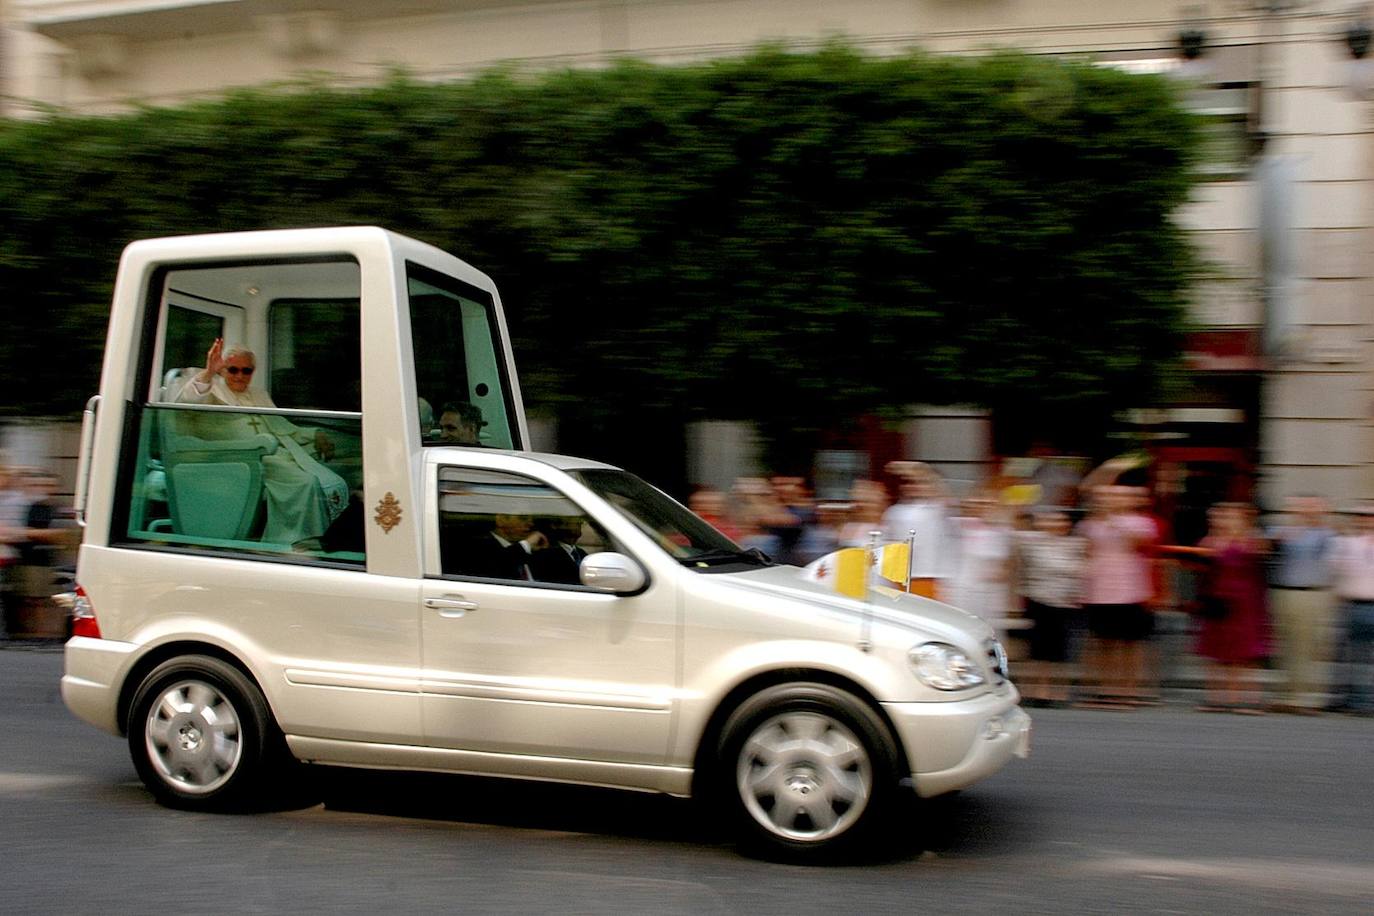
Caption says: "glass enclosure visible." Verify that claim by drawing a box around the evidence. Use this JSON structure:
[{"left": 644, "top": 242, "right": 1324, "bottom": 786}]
[
  {"left": 118, "top": 258, "right": 365, "bottom": 565},
  {"left": 163, "top": 304, "right": 232, "bottom": 375},
  {"left": 268, "top": 298, "right": 362, "bottom": 412},
  {"left": 409, "top": 264, "right": 517, "bottom": 450}
]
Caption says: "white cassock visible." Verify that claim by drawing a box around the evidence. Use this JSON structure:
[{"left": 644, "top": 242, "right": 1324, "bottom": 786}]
[{"left": 173, "top": 375, "right": 349, "bottom": 545}]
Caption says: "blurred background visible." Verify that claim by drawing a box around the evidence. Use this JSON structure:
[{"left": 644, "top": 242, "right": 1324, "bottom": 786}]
[
  {"left": 4, "top": 9, "right": 1374, "bottom": 904},
  {"left": 0, "top": 0, "right": 1370, "bottom": 512}
]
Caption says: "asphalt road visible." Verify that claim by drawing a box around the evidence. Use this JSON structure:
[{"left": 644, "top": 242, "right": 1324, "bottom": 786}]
[{"left": 3, "top": 645, "right": 1372, "bottom": 915}]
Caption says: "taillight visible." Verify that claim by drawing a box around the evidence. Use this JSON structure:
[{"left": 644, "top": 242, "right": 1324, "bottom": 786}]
[{"left": 55, "top": 585, "right": 101, "bottom": 639}]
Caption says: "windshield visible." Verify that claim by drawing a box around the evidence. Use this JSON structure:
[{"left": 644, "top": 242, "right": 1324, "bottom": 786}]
[{"left": 570, "top": 469, "right": 768, "bottom": 568}]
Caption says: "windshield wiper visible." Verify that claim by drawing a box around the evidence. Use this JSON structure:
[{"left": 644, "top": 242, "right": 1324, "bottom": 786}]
[{"left": 681, "top": 547, "right": 773, "bottom": 567}]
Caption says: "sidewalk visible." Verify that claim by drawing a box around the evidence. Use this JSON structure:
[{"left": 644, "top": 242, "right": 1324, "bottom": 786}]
[{"left": 0, "top": 637, "right": 66, "bottom": 652}]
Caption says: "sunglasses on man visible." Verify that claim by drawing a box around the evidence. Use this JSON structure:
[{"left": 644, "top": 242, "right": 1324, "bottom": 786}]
[{"left": 224, "top": 366, "right": 255, "bottom": 375}]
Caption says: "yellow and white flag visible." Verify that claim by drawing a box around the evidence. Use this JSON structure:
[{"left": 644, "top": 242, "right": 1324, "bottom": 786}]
[
  {"left": 876, "top": 542, "right": 911, "bottom": 585},
  {"left": 800, "top": 542, "right": 911, "bottom": 598},
  {"left": 800, "top": 547, "right": 869, "bottom": 598}
]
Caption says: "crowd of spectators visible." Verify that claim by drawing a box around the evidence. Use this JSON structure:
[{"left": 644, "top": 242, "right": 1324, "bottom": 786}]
[
  {"left": 0, "top": 463, "right": 73, "bottom": 640},
  {"left": 687, "top": 460, "right": 1374, "bottom": 715},
  {"left": 6, "top": 449, "right": 1373, "bottom": 715}
]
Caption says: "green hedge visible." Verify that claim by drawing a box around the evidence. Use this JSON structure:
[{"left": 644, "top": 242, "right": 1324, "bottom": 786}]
[{"left": 0, "top": 46, "right": 1199, "bottom": 474}]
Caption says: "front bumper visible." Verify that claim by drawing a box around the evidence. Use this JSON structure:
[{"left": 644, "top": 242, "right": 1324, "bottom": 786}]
[
  {"left": 883, "top": 685, "right": 1031, "bottom": 798},
  {"left": 61, "top": 636, "right": 139, "bottom": 736}
]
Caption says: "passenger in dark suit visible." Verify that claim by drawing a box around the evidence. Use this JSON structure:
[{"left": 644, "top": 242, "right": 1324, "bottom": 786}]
[
  {"left": 528, "top": 516, "right": 588, "bottom": 586},
  {"left": 449, "top": 513, "right": 547, "bottom": 581}
]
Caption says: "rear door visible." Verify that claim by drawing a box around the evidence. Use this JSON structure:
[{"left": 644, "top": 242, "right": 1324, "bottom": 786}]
[
  {"left": 91, "top": 232, "right": 421, "bottom": 743},
  {"left": 82, "top": 228, "right": 532, "bottom": 748}
]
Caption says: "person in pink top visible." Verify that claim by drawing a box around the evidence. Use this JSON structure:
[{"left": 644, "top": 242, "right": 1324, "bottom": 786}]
[
  {"left": 1330, "top": 508, "right": 1374, "bottom": 714},
  {"left": 1077, "top": 485, "right": 1158, "bottom": 706}
]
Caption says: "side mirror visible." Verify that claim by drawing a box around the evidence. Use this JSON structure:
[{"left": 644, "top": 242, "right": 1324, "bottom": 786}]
[{"left": 579, "top": 552, "right": 646, "bottom": 594}]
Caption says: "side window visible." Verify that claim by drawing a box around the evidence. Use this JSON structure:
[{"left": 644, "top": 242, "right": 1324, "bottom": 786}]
[
  {"left": 269, "top": 298, "right": 362, "bottom": 412},
  {"left": 162, "top": 303, "right": 236, "bottom": 375},
  {"left": 116, "top": 257, "right": 366, "bottom": 566},
  {"left": 437, "top": 467, "right": 610, "bottom": 587},
  {"left": 409, "top": 264, "right": 517, "bottom": 450}
]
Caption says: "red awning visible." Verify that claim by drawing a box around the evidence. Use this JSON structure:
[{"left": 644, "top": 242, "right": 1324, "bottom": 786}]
[{"left": 1183, "top": 329, "right": 1265, "bottom": 372}]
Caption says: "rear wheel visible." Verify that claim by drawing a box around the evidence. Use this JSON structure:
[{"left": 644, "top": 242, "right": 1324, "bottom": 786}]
[
  {"left": 128, "top": 655, "right": 278, "bottom": 810},
  {"left": 718, "top": 683, "right": 900, "bottom": 861}
]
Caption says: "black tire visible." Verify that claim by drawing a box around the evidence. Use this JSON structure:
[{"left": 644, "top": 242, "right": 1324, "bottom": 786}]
[
  {"left": 127, "top": 655, "right": 280, "bottom": 811},
  {"left": 716, "top": 682, "right": 900, "bottom": 862}
]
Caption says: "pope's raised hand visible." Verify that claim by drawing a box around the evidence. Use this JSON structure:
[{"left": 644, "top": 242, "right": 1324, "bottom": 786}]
[{"left": 200, "top": 338, "right": 227, "bottom": 381}]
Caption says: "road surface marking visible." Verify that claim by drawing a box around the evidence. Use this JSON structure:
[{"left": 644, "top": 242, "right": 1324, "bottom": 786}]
[
  {"left": 1090, "top": 856, "right": 1374, "bottom": 898},
  {"left": 0, "top": 772, "right": 95, "bottom": 794}
]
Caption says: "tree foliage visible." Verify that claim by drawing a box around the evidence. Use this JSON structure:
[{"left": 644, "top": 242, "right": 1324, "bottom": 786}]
[{"left": 0, "top": 46, "right": 1199, "bottom": 474}]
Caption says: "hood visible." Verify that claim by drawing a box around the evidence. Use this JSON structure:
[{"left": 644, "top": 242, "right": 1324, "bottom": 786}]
[{"left": 714, "top": 564, "right": 995, "bottom": 647}]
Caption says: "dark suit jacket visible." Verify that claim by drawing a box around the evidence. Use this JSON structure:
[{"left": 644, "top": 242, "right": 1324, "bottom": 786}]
[
  {"left": 529, "top": 543, "right": 585, "bottom": 586},
  {"left": 447, "top": 531, "right": 534, "bottom": 581}
]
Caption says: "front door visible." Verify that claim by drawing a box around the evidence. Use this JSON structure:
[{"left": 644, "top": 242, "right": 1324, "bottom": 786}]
[{"left": 418, "top": 463, "right": 675, "bottom": 765}]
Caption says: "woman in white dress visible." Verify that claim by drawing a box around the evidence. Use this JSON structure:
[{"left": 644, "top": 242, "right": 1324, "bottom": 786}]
[{"left": 949, "top": 496, "right": 1012, "bottom": 628}]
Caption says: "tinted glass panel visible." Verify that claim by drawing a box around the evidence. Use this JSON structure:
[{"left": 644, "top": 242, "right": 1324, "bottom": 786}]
[
  {"left": 570, "top": 469, "right": 766, "bottom": 571},
  {"left": 117, "top": 257, "right": 365, "bottom": 566},
  {"left": 269, "top": 298, "right": 362, "bottom": 412},
  {"left": 123, "top": 405, "right": 364, "bottom": 563},
  {"left": 163, "top": 305, "right": 228, "bottom": 375},
  {"left": 437, "top": 467, "right": 610, "bottom": 586},
  {"left": 409, "top": 265, "right": 516, "bottom": 450}
]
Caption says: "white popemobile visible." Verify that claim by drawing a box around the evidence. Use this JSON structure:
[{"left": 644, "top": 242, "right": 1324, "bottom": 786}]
[{"left": 61, "top": 227, "right": 1029, "bottom": 860}]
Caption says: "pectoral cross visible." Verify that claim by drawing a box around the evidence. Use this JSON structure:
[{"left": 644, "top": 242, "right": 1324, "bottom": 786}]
[{"left": 245, "top": 415, "right": 267, "bottom": 435}]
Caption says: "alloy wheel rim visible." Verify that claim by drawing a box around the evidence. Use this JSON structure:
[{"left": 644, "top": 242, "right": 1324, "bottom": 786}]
[
  {"left": 735, "top": 711, "right": 872, "bottom": 842},
  {"left": 144, "top": 679, "right": 243, "bottom": 795}
]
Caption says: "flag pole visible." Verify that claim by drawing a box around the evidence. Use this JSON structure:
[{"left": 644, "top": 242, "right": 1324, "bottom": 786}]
[
  {"left": 859, "top": 529, "right": 879, "bottom": 653},
  {"left": 905, "top": 527, "right": 916, "bottom": 594}
]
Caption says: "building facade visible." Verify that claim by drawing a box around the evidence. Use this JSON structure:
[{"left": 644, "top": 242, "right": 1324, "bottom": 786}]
[{"left": 3, "top": 0, "right": 1372, "bottom": 505}]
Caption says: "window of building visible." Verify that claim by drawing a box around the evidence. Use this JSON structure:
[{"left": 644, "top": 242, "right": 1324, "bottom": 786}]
[
  {"left": 1093, "top": 48, "right": 1259, "bottom": 180},
  {"left": 116, "top": 258, "right": 365, "bottom": 566},
  {"left": 1188, "top": 83, "right": 1257, "bottom": 178}
]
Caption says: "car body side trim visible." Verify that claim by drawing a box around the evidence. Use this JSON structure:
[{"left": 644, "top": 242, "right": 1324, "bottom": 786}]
[
  {"left": 285, "top": 735, "right": 694, "bottom": 796},
  {"left": 283, "top": 667, "right": 672, "bottom": 712},
  {"left": 419, "top": 678, "right": 672, "bottom": 712},
  {"left": 283, "top": 668, "right": 422, "bottom": 694}
]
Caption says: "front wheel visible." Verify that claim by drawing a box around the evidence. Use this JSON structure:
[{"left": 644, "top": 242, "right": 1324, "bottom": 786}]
[
  {"left": 127, "top": 655, "right": 278, "bottom": 811},
  {"left": 718, "top": 683, "right": 900, "bottom": 861}
]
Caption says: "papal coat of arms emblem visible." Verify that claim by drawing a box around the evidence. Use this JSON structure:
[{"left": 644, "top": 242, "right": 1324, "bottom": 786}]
[{"left": 374, "top": 492, "right": 403, "bottom": 533}]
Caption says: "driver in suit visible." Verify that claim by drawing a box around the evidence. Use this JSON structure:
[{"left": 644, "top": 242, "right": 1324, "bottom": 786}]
[{"left": 528, "top": 516, "right": 588, "bottom": 586}]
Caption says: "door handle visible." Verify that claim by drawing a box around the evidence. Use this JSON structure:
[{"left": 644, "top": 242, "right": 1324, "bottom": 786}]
[{"left": 425, "top": 596, "right": 479, "bottom": 618}]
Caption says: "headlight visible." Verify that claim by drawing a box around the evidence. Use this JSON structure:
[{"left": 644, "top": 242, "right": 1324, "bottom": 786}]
[{"left": 909, "top": 642, "right": 987, "bottom": 691}]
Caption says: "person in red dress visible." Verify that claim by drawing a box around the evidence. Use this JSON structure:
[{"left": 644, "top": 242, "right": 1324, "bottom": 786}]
[{"left": 1194, "top": 503, "right": 1271, "bottom": 712}]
